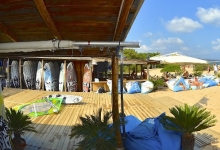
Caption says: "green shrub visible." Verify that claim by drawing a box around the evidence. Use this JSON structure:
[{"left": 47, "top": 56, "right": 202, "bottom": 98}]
[
  {"left": 160, "top": 64, "right": 183, "bottom": 75},
  {"left": 149, "top": 78, "right": 165, "bottom": 92}
]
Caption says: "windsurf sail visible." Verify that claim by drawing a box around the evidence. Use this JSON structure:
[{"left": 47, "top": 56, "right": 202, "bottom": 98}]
[{"left": 13, "top": 97, "right": 62, "bottom": 117}]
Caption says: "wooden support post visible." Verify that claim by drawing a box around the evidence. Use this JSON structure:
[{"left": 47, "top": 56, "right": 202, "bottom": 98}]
[
  {"left": 64, "top": 60, "right": 67, "bottom": 92},
  {"left": 41, "top": 59, "right": 44, "bottom": 90},
  {"left": 111, "top": 53, "right": 123, "bottom": 149},
  {"left": 19, "top": 59, "right": 22, "bottom": 89},
  {"left": 6, "top": 58, "right": 10, "bottom": 88}
]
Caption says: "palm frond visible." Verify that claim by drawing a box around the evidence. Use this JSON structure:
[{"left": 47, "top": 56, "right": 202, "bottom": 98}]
[
  {"left": 69, "top": 108, "right": 117, "bottom": 150},
  {"left": 160, "top": 103, "right": 217, "bottom": 134},
  {"left": 5, "top": 107, "right": 37, "bottom": 136}
]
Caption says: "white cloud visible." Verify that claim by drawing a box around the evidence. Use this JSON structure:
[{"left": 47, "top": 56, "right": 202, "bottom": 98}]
[
  {"left": 165, "top": 17, "right": 202, "bottom": 32},
  {"left": 135, "top": 44, "right": 151, "bottom": 53},
  {"left": 135, "top": 37, "right": 184, "bottom": 54},
  {"left": 144, "top": 32, "right": 153, "bottom": 37},
  {"left": 151, "top": 38, "right": 183, "bottom": 46},
  {"left": 211, "top": 38, "right": 220, "bottom": 51},
  {"left": 197, "top": 7, "right": 220, "bottom": 26}
]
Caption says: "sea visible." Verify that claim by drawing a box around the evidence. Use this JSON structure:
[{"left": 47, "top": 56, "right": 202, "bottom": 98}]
[{"left": 206, "top": 59, "right": 220, "bottom": 65}]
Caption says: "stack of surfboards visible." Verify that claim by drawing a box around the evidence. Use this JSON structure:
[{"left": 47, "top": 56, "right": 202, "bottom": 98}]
[
  {"left": 11, "top": 60, "right": 20, "bottom": 88},
  {"left": 66, "top": 62, "right": 77, "bottom": 92}
]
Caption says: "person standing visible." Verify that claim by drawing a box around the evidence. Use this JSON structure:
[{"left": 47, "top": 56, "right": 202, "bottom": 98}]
[{"left": 213, "top": 63, "right": 218, "bottom": 75}]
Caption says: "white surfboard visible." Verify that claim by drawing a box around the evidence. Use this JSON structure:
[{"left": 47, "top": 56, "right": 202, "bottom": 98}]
[
  {"left": 44, "top": 62, "right": 53, "bottom": 91},
  {"left": 11, "top": 60, "right": 20, "bottom": 88},
  {"left": 59, "top": 63, "right": 65, "bottom": 91},
  {"left": 66, "top": 62, "right": 77, "bottom": 92},
  {"left": 47, "top": 94, "right": 83, "bottom": 104},
  {"left": 36, "top": 61, "right": 42, "bottom": 90}
]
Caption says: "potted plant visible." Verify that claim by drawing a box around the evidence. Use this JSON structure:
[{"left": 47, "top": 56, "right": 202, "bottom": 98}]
[
  {"left": 160, "top": 103, "right": 217, "bottom": 150},
  {"left": 69, "top": 108, "right": 120, "bottom": 150},
  {"left": 5, "top": 107, "right": 37, "bottom": 150}
]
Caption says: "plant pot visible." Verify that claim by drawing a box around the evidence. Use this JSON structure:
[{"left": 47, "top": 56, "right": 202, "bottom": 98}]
[
  {"left": 12, "top": 138, "right": 27, "bottom": 150},
  {"left": 181, "top": 133, "right": 195, "bottom": 150}
]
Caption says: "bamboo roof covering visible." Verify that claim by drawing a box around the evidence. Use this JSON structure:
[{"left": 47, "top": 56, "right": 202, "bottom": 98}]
[{"left": 0, "top": 0, "right": 144, "bottom": 57}]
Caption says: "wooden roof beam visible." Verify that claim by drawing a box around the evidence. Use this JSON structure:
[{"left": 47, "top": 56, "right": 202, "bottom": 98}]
[
  {"left": 113, "top": 0, "right": 134, "bottom": 41},
  {"left": 33, "top": 0, "right": 61, "bottom": 39},
  {"left": 0, "top": 22, "right": 18, "bottom": 42}
]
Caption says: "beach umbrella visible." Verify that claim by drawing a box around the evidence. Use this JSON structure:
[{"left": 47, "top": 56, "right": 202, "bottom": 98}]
[{"left": 150, "top": 52, "right": 208, "bottom": 65}]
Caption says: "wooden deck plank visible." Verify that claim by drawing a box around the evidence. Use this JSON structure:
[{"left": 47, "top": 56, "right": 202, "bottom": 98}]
[{"left": 2, "top": 89, "right": 220, "bottom": 149}]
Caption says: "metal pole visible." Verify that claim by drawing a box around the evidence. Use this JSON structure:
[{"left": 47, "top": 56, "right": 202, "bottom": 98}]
[
  {"left": 0, "top": 40, "right": 140, "bottom": 52},
  {"left": 119, "top": 48, "right": 126, "bottom": 138}
]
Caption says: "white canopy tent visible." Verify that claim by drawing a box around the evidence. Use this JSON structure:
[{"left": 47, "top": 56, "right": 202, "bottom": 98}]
[{"left": 150, "top": 52, "right": 208, "bottom": 65}]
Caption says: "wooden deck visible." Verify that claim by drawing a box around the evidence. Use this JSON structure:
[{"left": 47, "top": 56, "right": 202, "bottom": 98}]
[{"left": 3, "top": 89, "right": 220, "bottom": 150}]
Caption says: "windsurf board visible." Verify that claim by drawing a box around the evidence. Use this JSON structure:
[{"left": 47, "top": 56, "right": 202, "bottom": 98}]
[
  {"left": 83, "top": 63, "right": 91, "bottom": 92},
  {"left": 47, "top": 94, "right": 83, "bottom": 104},
  {"left": 44, "top": 62, "right": 53, "bottom": 91},
  {"left": 66, "top": 62, "right": 77, "bottom": 92},
  {"left": 23, "top": 61, "right": 36, "bottom": 89},
  {"left": 59, "top": 63, "right": 65, "bottom": 91},
  {"left": 36, "top": 61, "right": 42, "bottom": 90},
  {"left": 52, "top": 62, "right": 59, "bottom": 91},
  {"left": 11, "top": 60, "right": 20, "bottom": 88}
]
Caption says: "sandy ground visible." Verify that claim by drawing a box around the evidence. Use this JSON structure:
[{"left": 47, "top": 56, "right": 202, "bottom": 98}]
[
  {"left": 148, "top": 68, "right": 220, "bottom": 130},
  {"left": 148, "top": 68, "right": 220, "bottom": 149}
]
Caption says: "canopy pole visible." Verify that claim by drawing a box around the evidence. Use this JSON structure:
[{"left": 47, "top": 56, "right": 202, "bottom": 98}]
[
  {"left": 119, "top": 47, "right": 126, "bottom": 138},
  {"left": 112, "top": 50, "right": 123, "bottom": 149}
]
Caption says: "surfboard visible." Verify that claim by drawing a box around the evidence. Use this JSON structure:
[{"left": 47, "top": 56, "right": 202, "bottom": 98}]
[
  {"left": 59, "top": 63, "right": 65, "bottom": 91},
  {"left": 36, "top": 61, "right": 42, "bottom": 90},
  {"left": 30, "top": 61, "right": 37, "bottom": 89},
  {"left": 13, "top": 97, "right": 62, "bottom": 117},
  {"left": 23, "top": 61, "right": 36, "bottom": 89},
  {"left": 11, "top": 60, "right": 20, "bottom": 88},
  {"left": 83, "top": 63, "right": 91, "bottom": 92},
  {"left": 66, "top": 62, "right": 77, "bottom": 92},
  {"left": 46, "top": 94, "right": 83, "bottom": 104},
  {"left": 44, "top": 62, "right": 53, "bottom": 91},
  {"left": 52, "top": 62, "right": 60, "bottom": 91}
]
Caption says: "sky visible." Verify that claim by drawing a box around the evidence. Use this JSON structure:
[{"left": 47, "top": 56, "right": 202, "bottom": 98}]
[{"left": 126, "top": 0, "right": 220, "bottom": 60}]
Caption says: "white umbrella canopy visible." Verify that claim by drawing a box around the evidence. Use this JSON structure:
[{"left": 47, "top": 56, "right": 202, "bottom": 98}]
[{"left": 150, "top": 52, "right": 208, "bottom": 65}]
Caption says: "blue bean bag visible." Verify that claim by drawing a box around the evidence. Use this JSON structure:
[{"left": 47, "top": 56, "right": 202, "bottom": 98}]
[{"left": 124, "top": 113, "right": 181, "bottom": 150}]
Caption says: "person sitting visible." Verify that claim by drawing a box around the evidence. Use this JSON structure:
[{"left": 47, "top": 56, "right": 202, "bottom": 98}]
[
  {"left": 182, "top": 70, "right": 189, "bottom": 79},
  {"left": 142, "top": 69, "right": 147, "bottom": 79},
  {"left": 188, "top": 77, "right": 204, "bottom": 89},
  {"left": 130, "top": 70, "right": 136, "bottom": 80}
]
